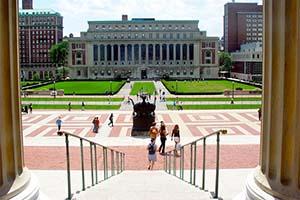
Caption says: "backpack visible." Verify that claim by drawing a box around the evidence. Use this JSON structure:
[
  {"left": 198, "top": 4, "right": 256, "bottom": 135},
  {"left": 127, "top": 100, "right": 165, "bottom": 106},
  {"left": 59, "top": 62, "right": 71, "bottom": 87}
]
[{"left": 148, "top": 143, "right": 155, "bottom": 155}]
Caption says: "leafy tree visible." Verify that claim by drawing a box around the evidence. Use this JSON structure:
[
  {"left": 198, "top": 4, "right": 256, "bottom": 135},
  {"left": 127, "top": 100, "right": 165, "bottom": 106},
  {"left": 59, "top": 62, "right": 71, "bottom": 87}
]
[
  {"left": 50, "top": 41, "right": 69, "bottom": 79},
  {"left": 32, "top": 73, "right": 40, "bottom": 81},
  {"left": 219, "top": 52, "right": 232, "bottom": 72}
]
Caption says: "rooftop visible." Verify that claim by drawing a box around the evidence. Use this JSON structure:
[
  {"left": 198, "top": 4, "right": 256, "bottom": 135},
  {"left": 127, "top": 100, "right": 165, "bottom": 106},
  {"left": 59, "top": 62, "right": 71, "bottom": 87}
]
[{"left": 19, "top": 9, "right": 61, "bottom": 16}]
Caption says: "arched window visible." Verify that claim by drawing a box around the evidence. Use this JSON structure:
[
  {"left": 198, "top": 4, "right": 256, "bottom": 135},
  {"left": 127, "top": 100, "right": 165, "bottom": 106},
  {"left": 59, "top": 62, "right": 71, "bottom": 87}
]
[
  {"left": 148, "top": 44, "right": 153, "bottom": 60},
  {"left": 189, "top": 44, "right": 194, "bottom": 60},
  {"left": 134, "top": 44, "right": 139, "bottom": 61},
  {"left": 176, "top": 44, "right": 181, "bottom": 60},
  {"left": 100, "top": 45, "right": 105, "bottom": 61},
  {"left": 169, "top": 44, "right": 174, "bottom": 60},
  {"left": 113, "top": 44, "right": 118, "bottom": 61},
  {"left": 127, "top": 44, "right": 132, "bottom": 61},
  {"left": 206, "top": 51, "right": 211, "bottom": 57},
  {"left": 162, "top": 44, "right": 167, "bottom": 60},
  {"left": 155, "top": 44, "right": 160, "bottom": 60},
  {"left": 141, "top": 44, "right": 146, "bottom": 60},
  {"left": 120, "top": 44, "right": 125, "bottom": 61},
  {"left": 107, "top": 45, "right": 112, "bottom": 61},
  {"left": 182, "top": 44, "right": 187, "bottom": 60},
  {"left": 93, "top": 44, "right": 98, "bottom": 61}
]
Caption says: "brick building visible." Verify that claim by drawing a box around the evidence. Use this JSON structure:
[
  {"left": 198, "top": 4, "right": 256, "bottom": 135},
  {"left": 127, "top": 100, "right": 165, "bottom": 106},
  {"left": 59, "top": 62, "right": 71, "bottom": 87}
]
[
  {"left": 224, "top": 2, "right": 263, "bottom": 52},
  {"left": 19, "top": 0, "right": 63, "bottom": 80},
  {"left": 67, "top": 15, "right": 219, "bottom": 80}
]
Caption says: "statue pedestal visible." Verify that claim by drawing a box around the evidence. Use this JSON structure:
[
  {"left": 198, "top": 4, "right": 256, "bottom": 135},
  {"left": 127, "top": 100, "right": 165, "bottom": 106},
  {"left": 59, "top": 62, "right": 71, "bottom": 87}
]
[{"left": 131, "top": 130, "right": 149, "bottom": 137}]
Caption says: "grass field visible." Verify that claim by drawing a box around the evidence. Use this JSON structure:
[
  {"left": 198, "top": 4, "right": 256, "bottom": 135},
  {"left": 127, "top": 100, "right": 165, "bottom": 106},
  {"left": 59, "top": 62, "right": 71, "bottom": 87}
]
[
  {"left": 130, "top": 82, "right": 156, "bottom": 95},
  {"left": 32, "top": 81, "right": 125, "bottom": 95},
  {"left": 21, "top": 97, "right": 124, "bottom": 102},
  {"left": 167, "top": 104, "right": 261, "bottom": 110},
  {"left": 167, "top": 97, "right": 261, "bottom": 101},
  {"left": 162, "top": 80, "right": 259, "bottom": 94},
  {"left": 23, "top": 104, "right": 121, "bottom": 110}
]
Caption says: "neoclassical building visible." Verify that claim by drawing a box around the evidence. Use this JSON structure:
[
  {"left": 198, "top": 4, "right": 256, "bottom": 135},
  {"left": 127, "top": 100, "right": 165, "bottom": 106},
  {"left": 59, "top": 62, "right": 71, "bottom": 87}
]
[{"left": 67, "top": 15, "right": 219, "bottom": 80}]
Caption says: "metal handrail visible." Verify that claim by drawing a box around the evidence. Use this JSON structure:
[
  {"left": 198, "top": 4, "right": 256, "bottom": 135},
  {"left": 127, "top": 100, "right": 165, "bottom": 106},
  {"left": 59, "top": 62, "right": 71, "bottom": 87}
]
[
  {"left": 164, "top": 129, "right": 227, "bottom": 199},
  {"left": 58, "top": 131, "right": 126, "bottom": 200}
]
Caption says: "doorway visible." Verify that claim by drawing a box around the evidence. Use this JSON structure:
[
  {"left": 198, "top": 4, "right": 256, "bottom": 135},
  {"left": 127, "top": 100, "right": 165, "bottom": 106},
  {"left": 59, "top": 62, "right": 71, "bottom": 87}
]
[{"left": 141, "top": 69, "right": 147, "bottom": 79}]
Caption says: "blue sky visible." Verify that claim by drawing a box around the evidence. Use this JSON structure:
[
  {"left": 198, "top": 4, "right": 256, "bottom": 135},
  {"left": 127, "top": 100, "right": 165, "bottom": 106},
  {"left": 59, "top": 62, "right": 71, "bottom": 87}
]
[{"left": 22, "top": 0, "right": 262, "bottom": 38}]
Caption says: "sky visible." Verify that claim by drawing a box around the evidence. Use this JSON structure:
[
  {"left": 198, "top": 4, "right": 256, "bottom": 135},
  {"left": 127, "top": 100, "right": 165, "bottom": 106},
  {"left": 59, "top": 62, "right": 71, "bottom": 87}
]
[{"left": 22, "top": 0, "right": 262, "bottom": 38}]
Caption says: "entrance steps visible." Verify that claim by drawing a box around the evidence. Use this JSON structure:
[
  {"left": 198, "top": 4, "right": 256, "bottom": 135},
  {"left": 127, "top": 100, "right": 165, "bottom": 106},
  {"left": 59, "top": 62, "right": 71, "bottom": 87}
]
[{"left": 74, "top": 171, "right": 211, "bottom": 200}]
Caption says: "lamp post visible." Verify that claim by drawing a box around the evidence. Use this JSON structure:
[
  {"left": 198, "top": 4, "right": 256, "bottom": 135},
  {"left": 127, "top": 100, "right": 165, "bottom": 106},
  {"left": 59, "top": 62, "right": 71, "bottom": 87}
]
[
  {"left": 176, "top": 80, "right": 178, "bottom": 95},
  {"left": 231, "top": 81, "right": 234, "bottom": 104},
  {"left": 110, "top": 81, "right": 112, "bottom": 95},
  {"left": 53, "top": 80, "right": 56, "bottom": 99}
]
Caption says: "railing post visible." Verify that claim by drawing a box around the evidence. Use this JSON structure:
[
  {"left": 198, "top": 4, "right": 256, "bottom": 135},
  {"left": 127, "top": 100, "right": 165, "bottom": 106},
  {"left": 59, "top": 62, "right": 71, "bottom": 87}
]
[
  {"left": 214, "top": 132, "right": 220, "bottom": 198},
  {"left": 116, "top": 152, "right": 119, "bottom": 174},
  {"left": 105, "top": 148, "right": 108, "bottom": 178},
  {"left": 164, "top": 153, "right": 167, "bottom": 172},
  {"left": 181, "top": 147, "right": 184, "bottom": 180},
  {"left": 193, "top": 142, "right": 197, "bottom": 186},
  {"left": 65, "top": 134, "right": 72, "bottom": 200},
  {"left": 168, "top": 152, "right": 171, "bottom": 174},
  {"left": 202, "top": 137, "right": 206, "bottom": 190},
  {"left": 90, "top": 143, "right": 94, "bottom": 186},
  {"left": 120, "top": 153, "right": 123, "bottom": 172},
  {"left": 94, "top": 144, "right": 98, "bottom": 184},
  {"left": 190, "top": 144, "right": 193, "bottom": 184},
  {"left": 173, "top": 149, "right": 176, "bottom": 176},
  {"left": 122, "top": 153, "right": 125, "bottom": 171},
  {"left": 102, "top": 147, "right": 106, "bottom": 180},
  {"left": 80, "top": 139, "right": 85, "bottom": 191},
  {"left": 111, "top": 150, "right": 114, "bottom": 176}
]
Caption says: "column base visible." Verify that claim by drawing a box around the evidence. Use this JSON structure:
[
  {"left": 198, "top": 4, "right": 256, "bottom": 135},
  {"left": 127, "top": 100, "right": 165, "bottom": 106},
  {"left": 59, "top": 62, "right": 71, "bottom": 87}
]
[{"left": 2, "top": 168, "right": 40, "bottom": 200}]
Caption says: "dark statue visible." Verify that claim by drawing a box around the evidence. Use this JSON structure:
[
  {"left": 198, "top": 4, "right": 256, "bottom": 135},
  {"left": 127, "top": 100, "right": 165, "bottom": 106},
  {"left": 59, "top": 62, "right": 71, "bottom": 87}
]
[{"left": 129, "top": 94, "right": 156, "bottom": 136}]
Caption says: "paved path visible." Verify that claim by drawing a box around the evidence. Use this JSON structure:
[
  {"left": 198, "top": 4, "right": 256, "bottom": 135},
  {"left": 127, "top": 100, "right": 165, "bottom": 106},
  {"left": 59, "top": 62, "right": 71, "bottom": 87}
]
[{"left": 22, "top": 109, "right": 261, "bottom": 200}]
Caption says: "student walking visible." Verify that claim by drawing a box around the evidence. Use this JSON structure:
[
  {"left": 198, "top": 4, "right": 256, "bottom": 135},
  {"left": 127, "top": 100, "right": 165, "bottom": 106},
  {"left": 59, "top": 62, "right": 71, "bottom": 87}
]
[
  {"left": 56, "top": 116, "right": 63, "bottom": 131},
  {"left": 149, "top": 122, "right": 158, "bottom": 140},
  {"left": 108, "top": 113, "right": 114, "bottom": 127},
  {"left": 147, "top": 138, "right": 157, "bottom": 170},
  {"left": 171, "top": 124, "right": 180, "bottom": 155},
  {"left": 81, "top": 102, "right": 85, "bottom": 111},
  {"left": 68, "top": 102, "right": 71, "bottom": 111},
  {"left": 158, "top": 121, "right": 168, "bottom": 154},
  {"left": 29, "top": 103, "right": 33, "bottom": 113}
]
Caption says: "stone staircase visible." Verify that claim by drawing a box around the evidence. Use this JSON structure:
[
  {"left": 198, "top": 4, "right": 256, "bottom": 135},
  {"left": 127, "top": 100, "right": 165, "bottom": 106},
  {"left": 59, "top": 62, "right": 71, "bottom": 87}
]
[{"left": 74, "top": 171, "right": 211, "bottom": 200}]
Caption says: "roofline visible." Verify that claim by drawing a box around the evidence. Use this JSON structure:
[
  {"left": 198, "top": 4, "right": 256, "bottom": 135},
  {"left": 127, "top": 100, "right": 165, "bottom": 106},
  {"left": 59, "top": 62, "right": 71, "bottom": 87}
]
[{"left": 88, "top": 20, "right": 199, "bottom": 24}]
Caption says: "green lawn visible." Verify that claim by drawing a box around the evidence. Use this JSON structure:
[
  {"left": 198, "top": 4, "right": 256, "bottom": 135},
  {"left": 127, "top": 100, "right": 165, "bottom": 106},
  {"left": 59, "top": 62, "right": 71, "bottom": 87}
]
[
  {"left": 167, "top": 104, "right": 261, "bottom": 110},
  {"left": 22, "top": 97, "right": 124, "bottom": 102},
  {"left": 167, "top": 97, "right": 261, "bottom": 101},
  {"left": 130, "top": 82, "right": 156, "bottom": 95},
  {"left": 162, "top": 80, "right": 259, "bottom": 94},
  {"left": 24, "top": 104, "right": 120, "bottom": 110},
  {"left": 31, "top": 81, "right": 125, "bottom": 95}
]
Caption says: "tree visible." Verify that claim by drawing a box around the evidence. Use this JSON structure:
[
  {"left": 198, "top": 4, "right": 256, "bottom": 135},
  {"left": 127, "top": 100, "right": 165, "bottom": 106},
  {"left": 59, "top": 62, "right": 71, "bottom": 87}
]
[
  {"left": 219, "top": 52, "right": 232, "bottom": 72},
  {"left": 50, "top": 41, "right": 69, "bottom": 79}
]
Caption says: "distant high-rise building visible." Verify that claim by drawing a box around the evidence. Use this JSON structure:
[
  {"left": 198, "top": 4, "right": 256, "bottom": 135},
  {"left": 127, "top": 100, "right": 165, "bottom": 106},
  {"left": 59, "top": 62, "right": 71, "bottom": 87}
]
[
  {"left": 22, "top": 0, "right": 33, "bottom": 9},
  {"left": 223, "top": 2, "right": 263, "bottom": 52},
  {"left": 19, "top": 0, "right": 63, "bottom": 80}
]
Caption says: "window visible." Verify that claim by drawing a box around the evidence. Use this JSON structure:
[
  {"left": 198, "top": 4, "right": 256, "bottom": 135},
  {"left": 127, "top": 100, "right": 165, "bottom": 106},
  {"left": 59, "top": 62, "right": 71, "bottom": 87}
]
[
  {"left": 93, "top": 45, "right": 98, "bottom": 61},
  {"left": 107, "top": 45, "right": 112, "bottom": 61},
  {"left": 176, "top": 44, "right": 180, "bottom": 60},
  {"left": 155, "top": 44, "right": 160, "bottom": 60},
  {"left": 169, "top": 44, "right": 174, "bottom": 60},
  {"left": 127, "top": 44, "right": 132, "bottom": 61},
  {"left": 77, "top": 70, "right": 81, "bottom": 76},
  {"left": 156, "top": 33, "right": 159, "bottom": 39},
  {"left": 120, "top": 44, "right": 125, "bottom": 61},
  {"left": 134, "top": 44, "right": 139, "bottom": 61},
  {"left": 148, "top": 44, "right": 153, "bottom": 60},
  {"left": 170, "top": 33, "right": 173, "bottom": 39},
  {"left": 177, "top": 33, "right": 180, "bottom": 39},
  {"left": 182, "top": 44, "right": 187, "bottom": 60},
  {"left": 189, "top": 44, "right": 194, "bottom": 60},
  {"left": 141, "top": 44, "right": 146, "bottom": 60},
  {"left": 113, "top": 45, "right": 118, "bottom": 61},
  {"left": 162, "top": 44, "right": 167, "bottom": 60}
]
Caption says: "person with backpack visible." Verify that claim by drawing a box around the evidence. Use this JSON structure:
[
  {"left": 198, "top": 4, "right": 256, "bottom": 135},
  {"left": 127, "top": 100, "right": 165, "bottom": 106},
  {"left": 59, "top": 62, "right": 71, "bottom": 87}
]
[
  {"left": 56, "top": 116, "right": 63, "bottom": 131},
  {"left": 149, "top": 122, "right": 158, "bottom": 140},
  {"left": 158, "top": 121, "right": 168, "bottom": 154},
  {"left": 147, "top": 138, "right": 157, "bottom": 170}
]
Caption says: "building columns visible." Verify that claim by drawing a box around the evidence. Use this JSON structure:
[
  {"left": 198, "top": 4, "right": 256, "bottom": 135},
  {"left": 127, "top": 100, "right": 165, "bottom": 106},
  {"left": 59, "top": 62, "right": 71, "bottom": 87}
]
[
  {"left": 0, "top": 0, "right": 39, "bottom": 199},
  {"left": 244, "top": 0, "right": 300, "bottom": 199}
]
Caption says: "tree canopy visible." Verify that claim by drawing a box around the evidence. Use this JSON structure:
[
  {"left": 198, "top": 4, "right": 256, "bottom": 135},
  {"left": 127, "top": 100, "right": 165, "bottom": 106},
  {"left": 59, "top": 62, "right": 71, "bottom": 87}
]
[
  {"left": 219, "top": 52, "right": 232, "bottom": 72},
  {"left": 49, "top": 41, "right": 69, "bottom": 79}
]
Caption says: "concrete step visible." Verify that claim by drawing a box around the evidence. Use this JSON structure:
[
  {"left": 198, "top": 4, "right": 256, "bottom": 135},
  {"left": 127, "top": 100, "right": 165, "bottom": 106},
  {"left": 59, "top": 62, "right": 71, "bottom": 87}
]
[{"left": 75, "top": 170, "right": 211, "bottom": 200}]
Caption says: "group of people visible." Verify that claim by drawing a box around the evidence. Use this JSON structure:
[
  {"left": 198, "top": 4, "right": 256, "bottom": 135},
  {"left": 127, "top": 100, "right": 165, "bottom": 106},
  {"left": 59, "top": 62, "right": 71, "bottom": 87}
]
[
  {"left": 68, "top": 102, "right": 85, "bottom": 111},
  {"left": 55, "top": 113, "right": 114, "bottom": 133},
  {"left": 147, "top": 121, "right": 181, "bottom": 170},
  {"left": 22, "top": 103, "right": 33, "bottom": 114}
]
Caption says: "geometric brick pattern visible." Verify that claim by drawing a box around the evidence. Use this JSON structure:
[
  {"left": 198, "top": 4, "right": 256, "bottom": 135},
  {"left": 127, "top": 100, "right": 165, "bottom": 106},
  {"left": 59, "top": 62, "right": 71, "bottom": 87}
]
[{"left": 22, "top": 111, "right": 260, "bottom": 138}]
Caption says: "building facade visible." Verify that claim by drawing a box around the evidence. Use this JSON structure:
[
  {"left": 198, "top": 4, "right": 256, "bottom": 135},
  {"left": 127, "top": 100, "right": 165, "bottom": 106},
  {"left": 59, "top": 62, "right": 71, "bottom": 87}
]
[
  {"left": 224, "top": 2, "right": 263, "bottom": 52},
  {"left": 19, "top": 7, "right": 63, "bottom": 80},
  {"left": 67, "top": 16, "right": 219, "bottom": 80},
  {"left": 231, "top": 42, "right": 262, "bottom": 82}
]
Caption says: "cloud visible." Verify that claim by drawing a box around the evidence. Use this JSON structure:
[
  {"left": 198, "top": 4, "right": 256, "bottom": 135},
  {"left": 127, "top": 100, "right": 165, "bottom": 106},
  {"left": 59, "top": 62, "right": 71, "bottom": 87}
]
[{"left": 41, "top": 0, "right": 262, "bottom": 37}]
